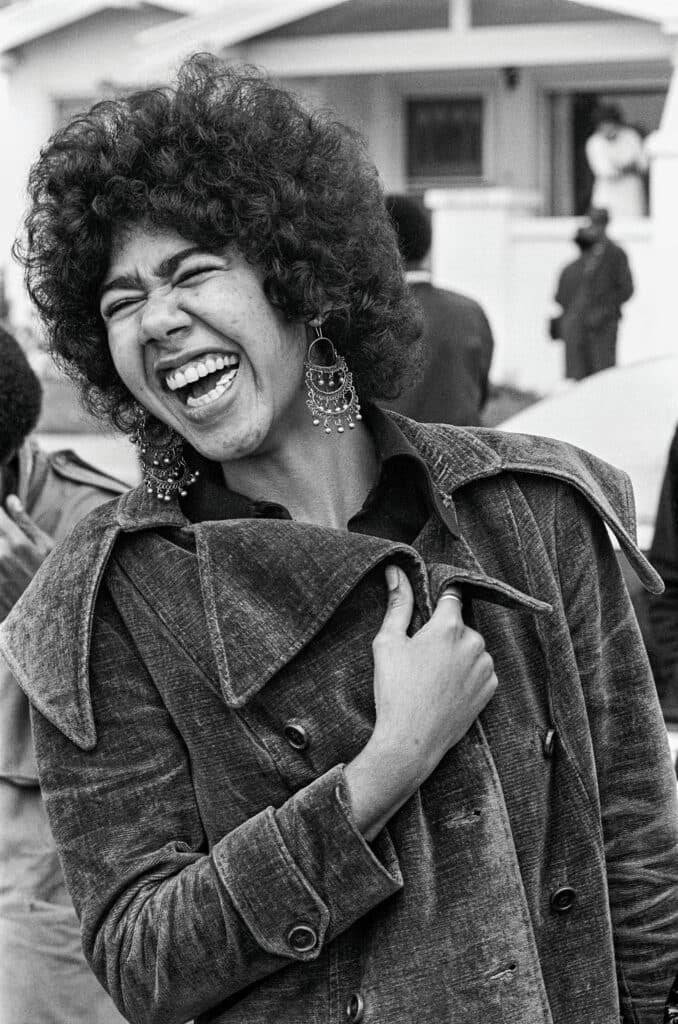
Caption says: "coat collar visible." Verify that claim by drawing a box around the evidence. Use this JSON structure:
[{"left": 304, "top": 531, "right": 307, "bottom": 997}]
[{"left": 0, "top": 414, "right": 661, "bottom": 750}]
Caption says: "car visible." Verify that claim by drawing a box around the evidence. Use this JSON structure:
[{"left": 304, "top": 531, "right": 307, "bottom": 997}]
[{"left": 499, "top": 354, "right": 678, "bottom": 763}]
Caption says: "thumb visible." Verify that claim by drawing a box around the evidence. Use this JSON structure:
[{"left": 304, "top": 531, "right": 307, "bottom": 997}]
[
  {"left": 4, "top": 495, "right": 53, "bottom": 550},
  {"left": 378, "top": 565, "right": 414, "bottom": 637}
]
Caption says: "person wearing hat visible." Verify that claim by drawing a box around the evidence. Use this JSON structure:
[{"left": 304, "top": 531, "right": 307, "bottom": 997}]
[
  {"left": 0, "top": 326, "right": 128, "bottom": 1023},
  {"left": 553, "top": 208, "right": 634, "bottom": 380},
  {"left": 585, "top": 104, "right": 647, "bottom": 218}
]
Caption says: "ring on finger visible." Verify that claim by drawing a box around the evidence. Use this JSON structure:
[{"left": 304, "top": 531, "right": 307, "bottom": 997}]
[{"left": 439, "top": 590, "right": 462, "bottom": 604}]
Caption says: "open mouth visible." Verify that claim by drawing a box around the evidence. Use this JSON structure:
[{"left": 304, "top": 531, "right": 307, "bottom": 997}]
[{"left": 163, "top": 353, "right": 240, "bottom": 409}]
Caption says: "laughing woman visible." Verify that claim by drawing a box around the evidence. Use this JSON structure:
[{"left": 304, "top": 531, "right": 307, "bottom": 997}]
[{"left": 2, "top": 56, "right": 677, "bottom": 1024}]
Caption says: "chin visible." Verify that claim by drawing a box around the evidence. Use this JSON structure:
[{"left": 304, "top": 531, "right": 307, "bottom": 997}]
[{"left": 191, "top": 421, "right": 271, "bottom": 466}]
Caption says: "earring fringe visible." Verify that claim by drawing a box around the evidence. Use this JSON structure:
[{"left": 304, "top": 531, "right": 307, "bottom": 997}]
[
  {"left": 130, "top": 410, "right": 199, "bottom": 501},
  {"left": 304, "top": 326, "right": 361, "bottom": 434}
]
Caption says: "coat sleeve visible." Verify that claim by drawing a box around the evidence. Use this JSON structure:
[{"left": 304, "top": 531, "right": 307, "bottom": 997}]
[
  {"left": 648, "top": 429, "right": 678, "bottom": 719},
  {"left": 554, "top": 481, "right": 678, "bottom": 1024},
  {"left": 30, "top": 589, "right": 402, "bottom": 1024}
]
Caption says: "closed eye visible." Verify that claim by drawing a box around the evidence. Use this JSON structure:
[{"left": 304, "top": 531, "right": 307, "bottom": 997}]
[
  {"left": 101, "top": 295, "right": 144, "bottom": 319},
  {"left": 174, "top": 264, "right": 222, "bottom": 286}
]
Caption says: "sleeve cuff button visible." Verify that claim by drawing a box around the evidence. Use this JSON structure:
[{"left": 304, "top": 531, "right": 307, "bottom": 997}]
[{"left": 288, "top": 923, "right": 318, "bottom": 953}]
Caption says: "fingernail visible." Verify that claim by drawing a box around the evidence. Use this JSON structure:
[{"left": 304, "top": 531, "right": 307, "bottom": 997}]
[
  {"left": 5, "top": 495, "right": 21, "bottom": 513},
  {"left": 385, "top": 566, "right": 399, "bottom": 591}
]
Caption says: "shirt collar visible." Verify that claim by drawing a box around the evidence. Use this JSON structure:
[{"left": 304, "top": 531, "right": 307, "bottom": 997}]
[{"left": 115, "top": 406, "right": 460, "bottom": 536}]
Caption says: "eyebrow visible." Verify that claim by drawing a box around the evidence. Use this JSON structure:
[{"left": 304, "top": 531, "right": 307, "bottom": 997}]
[{"left": 98, "top": 246, "right": 210, "bottom": 302}]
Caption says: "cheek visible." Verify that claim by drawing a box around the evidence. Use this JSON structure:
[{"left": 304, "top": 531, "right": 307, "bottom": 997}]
[{"left": 107, "top": 331, "right": 144, "bottom": 396}]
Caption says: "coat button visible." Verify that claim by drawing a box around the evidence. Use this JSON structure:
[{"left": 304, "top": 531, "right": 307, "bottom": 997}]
[
  {"left": 287, "top": 923, "right": 318, "bottom": 953},
  {"left": 283, "top": 721, "right": 309, "bottom": 751},
  {"left": 542, "top": 728, "right": 557, "bottom": 758},
  {"left": 550, "top": 885, "right": 576, "bottom": 913},
  {"left": 346, "top": 991, "right": 365, "bottom": 1021}
]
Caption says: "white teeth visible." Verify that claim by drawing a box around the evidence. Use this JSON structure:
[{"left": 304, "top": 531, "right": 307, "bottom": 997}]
[
  {"left": 164, "top": 353, "right": 239, "bottom": 391},
  {"left": 185, "top": 367, "right": 238, "bottom": 408}
]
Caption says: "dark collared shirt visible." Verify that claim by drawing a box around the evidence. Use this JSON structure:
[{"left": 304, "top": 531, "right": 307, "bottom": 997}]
[{"left": 181, "top": 406, "right": 457, "bottom": 543}]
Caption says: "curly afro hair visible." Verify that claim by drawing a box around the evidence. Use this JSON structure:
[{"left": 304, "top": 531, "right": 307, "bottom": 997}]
[
  {"left": 0, "top": 327, "right": 43, "bottom": 462},
  {"left": 16, "top": 54, "right": 422, "bottom": 432}
]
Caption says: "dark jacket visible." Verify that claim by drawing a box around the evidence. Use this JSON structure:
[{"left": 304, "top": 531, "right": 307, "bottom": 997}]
[
  {"left": 649, "top": 426, "right": 678, "bottom": 721},
  {"left": 0, "top": 417, "right": 676, "bottom": 1024},
  {"left": 0, "top": 441, "right": 128, "bottom": 1024},
  {"left": 382, "top": 280, "right": 493, "bottom": 426},
  {"left": 555, "top": 238, "right": 634, "bottom": 337}
]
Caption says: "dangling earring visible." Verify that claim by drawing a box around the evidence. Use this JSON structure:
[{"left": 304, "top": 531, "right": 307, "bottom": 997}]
[
  {"left": 304, "top": 323, "right": 362, "bottom": 434},
  {"left": 130, "top": 407, "right": 199, "bottom": 502}
]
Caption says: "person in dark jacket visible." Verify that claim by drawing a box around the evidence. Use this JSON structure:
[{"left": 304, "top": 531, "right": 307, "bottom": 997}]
[
  {"left": 0, "top": 326, "right": 127, "bottom": 1023},
  {"left": 648, "top": 426, "right": 678, "bottom": 724},
  {"left": 382, "top": 194, "right": 493, "bottom": 425},
  {"left": 554, "top": 207, "right": 634, "bottom": 379},
  {"left": 2, "top": 56, "right": 677, "bottom": 1024}
]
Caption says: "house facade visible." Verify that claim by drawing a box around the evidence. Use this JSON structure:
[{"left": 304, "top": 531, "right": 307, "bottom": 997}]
[{"left": 2, "top": 0, "right": 678, "bottom": 391}]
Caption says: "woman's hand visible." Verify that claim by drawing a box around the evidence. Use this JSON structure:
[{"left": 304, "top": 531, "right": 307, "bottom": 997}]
[{"left": 345, "top": 565, "right": 497, "bottom": 840}]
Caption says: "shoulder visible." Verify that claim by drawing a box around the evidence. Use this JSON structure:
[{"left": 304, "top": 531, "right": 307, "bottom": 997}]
[
  {"left": 604, "top": 240, "right": 629, "bottom": 262},
  {"left": 0, "top": 498, "right": 123, "bottom": 750},
  {"left": 23, "top": 444, "right": 129, "bottom": 545},
  {"left": 395, "top": 416, "right": 661, "bottom": 593},
  {"left": 44, "top": 448, "right": 129, "bottom": 495},
  {"left": 422, "top": 284, "right": 487, "bottom": 318}
]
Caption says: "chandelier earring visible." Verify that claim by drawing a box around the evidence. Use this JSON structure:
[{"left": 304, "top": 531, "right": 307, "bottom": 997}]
[
  {"left": 304, "top": 322, "right": 361, "bottom": 434},
  {"left": 130, "top": 407, "right": 199, "bottom": 502}
]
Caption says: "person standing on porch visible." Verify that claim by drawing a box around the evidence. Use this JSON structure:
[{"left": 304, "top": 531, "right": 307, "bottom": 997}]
[{"left": 585, "top": 104, "right": 648, "bottom": 219}]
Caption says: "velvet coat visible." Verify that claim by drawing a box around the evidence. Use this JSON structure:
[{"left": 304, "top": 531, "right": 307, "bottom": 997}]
[{"left": 1, "top": 417, "right": 677, "bottom": 1024}]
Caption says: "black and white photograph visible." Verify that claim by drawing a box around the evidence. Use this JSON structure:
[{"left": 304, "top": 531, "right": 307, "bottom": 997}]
[{"left": 0, "top": 2, "right": 677, "bottom": 1022}]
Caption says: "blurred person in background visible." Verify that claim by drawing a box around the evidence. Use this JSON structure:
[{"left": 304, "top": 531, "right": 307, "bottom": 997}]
[
  {"left": 0, "top": 326, "right": 126, "bottom": 1023},
  {"left": 586, "top": 104, "right": 648, "bottom": 218},
  {"left": 382, "top": 194, "right": 493, "bottom": 426},
  {"left": 648, "top": 425, "right": 678, "bottom": 732},
  {"left": 1, "top": 56, "right": 677, "bottom": 1024},
  {"left": 553, "top": 207, "right": 633, "bottom": 381}
]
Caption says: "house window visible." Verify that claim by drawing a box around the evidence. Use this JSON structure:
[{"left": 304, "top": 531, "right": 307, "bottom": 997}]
[{"left": 406, "top": 97, "right": 484, "bottom": 186}]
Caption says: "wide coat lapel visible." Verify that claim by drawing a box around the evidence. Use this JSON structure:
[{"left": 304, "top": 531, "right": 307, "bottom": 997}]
[{"left": 194, "top": 520, "right": 432, "bottom": 708}]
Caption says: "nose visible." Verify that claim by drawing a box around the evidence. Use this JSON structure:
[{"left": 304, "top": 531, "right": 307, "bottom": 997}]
[{"left": 139, "top": 290, "right": 191, "bottom": 345}]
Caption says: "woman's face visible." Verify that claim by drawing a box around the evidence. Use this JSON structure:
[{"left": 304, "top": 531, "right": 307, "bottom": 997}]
[{"left": 100, "top": 224, "right": 309, "bottom": 464}]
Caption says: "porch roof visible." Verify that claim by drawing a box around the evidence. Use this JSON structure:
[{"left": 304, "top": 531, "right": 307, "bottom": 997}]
[
  {"left": 0, "top": 0, "right": 208, "bottom": 54},
  {"left": 128, "top": 0, "right": 672, "bottom": 79},
  {"left": 567, "top": 0, "right": 678, "bottom": 22}
]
